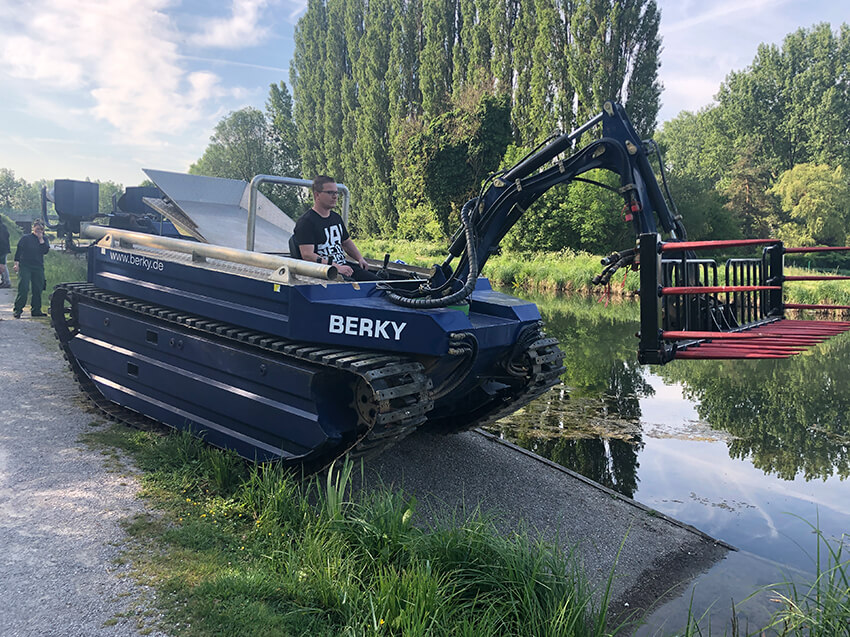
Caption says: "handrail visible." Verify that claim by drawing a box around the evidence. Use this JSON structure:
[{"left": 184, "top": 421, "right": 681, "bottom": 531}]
[
  {"left": 661, "top": 238, "right": 779, "bottom": 252},
  {"left": 82, "top": 225, "right": 339, "bottom": 281},
  {"left": 246, "top": 176, "right": 350, "bottom": 251}
]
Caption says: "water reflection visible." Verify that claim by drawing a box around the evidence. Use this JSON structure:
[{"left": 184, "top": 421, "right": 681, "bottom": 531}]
[
  {"left": 489, "top": 292, "right": 850, "bottom": 487},
  {"left": 487, "top": 292, "right": 850, "bottom": 625},
  {"left": 659, "top": 340, "right": 850, "bottom": 481}
]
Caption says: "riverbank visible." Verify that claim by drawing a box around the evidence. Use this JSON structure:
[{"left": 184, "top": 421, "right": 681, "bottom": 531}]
[
  {"left": 358, "top": 238, "right": 850, "bottom": 308},
  {"left": 0, "top": 282, "right": 729, "bottom": 635}
]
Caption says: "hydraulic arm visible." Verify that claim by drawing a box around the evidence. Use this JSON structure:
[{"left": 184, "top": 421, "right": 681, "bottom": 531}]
[{"left": 383, "top": 101, "right": 687, "bottom": 308}]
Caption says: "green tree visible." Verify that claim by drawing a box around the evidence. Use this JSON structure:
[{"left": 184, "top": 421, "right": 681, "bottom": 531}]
[
  {"left": 769, "top": 163, "right": 850, "bottom": 246},
  {"left": 400, "top": 90, "right": 511, "bottom": 235},
  {"left": 487, "top": 0, "right": 518, "bottom": 94},
  {"left": 510, "top": 0, "right": 536, "bottom": 141},
  {"left": 717, "top": 144, "right": 781, "bottom": 238},
  {"left": 190, "top": 108, "right": 276, "bottom": 182},
  {"left": 266, "top": 82, "right": 300, "bottom": 179},
  {"left": 419, "top": 0, "right": 454, "bottom": 119},
  {"left": 715, "top": 23, "right": 850, "bottom": 176},
  {"left": 12, "top": 180, "right": 45, "bottom": 211},
  {"left": 566, "top": 0, "right": 661, "bottom": 135},
  {"left": 0, "top": 168, "right": 20, "bottom": 210},
  {"left": 266, "top": 81, "right": 303, "bottom": 217},
  {"left": 528, "top": 0, "right": 566, "bottom": 142},
  {"left": 97, "top": 180, "right": 124, "bottom": 214},
  {"left": 291, "top": 0, "right": 328, "bottom": 179},
  {"left": 322, "top": 0, "right": 348, "bottom": 182},
  {"left": 352, "top": 0, "right": 394, "bottom": 234}
]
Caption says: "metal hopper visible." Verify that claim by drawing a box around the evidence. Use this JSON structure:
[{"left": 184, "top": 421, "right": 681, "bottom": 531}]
[{"left": 142, "top": 169, "right": 297, "bottom": 253}]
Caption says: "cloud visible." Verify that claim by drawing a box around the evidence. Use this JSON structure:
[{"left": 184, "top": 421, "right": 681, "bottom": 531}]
[
  {"left": 662, "top": 0, "right": 792, "bottom": 35},
  {"left": 0, "top": 0, "right": 235, "bottom": 143},
  {"left": 190, "top": 0, "right": 274, "bottom": 48}
]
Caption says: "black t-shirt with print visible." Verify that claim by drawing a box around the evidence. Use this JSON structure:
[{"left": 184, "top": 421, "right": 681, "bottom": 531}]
[{"left": 293, "top": 209, "right": 350, "bottom": 265}]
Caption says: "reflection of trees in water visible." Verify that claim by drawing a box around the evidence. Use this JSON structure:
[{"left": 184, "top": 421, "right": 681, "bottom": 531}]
[
  {"left": 487, "top": 382, "right": 645, "bottom": 498},
  {"left": 487, "top": 295, "right": 650, "bottom": 497},
  {"left": 493, "top": 290, "right": 850, "bottom": 484},
  {"left": 658, "top": 333, "right": 850, "bottom": 481}
]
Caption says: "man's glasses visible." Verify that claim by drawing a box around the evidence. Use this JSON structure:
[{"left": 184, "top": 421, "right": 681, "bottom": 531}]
[{"left": 322, "top": 190, "right": 339, "bottom": 196}]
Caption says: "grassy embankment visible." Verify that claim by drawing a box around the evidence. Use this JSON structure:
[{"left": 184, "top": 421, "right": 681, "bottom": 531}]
[
  {"left": 359, "top": 238, "right": 850, "bottom": 308},
  {"left": 80, "top": 420, "right": 849, "bottom": 637},
  {"left": 86, "top": 426, "right": 622, "bottom": 636}
]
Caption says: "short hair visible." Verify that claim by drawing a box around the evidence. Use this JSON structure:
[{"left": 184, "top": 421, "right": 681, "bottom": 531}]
[
  {"left": 312, "top": 175, "right": 336, "bottom": 193},
  {"left": 32, "top": 219, "right": 44, "bottom": 228}
]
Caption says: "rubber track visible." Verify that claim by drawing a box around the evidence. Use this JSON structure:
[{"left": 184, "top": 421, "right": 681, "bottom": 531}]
[{"left": 51, "top": 283, "right": 433, "bottom": 472}]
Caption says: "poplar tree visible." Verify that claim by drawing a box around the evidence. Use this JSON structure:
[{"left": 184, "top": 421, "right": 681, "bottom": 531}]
[
  {"left": 322, "top": 0, "right": 348, "bottom": 181},
  {"left": 291, "top": 0, "right": 328, "bottom": 178},
  {"left": 266, "top": 81, "right": 302, "bottom": 217},
  {"left": 566, "top": 0, "right": 661, "bottom": 134},
  {"left": 529, "top": 0, "right": 565, "bottom": 141},
  {"left": 420, "top": 0, "right": 455, "bottom": 118},
  {"left": 340, "top": 0, "right": 365, "bottom": 192},
  {"left": 353, "top": 0, "right": 394, "bottom": 233},
  {"left": 488, "top": 0, "right": 518, "bottom": 94},
  {"left": 511, "top": 2, "right": 537, "bottom": 142}
]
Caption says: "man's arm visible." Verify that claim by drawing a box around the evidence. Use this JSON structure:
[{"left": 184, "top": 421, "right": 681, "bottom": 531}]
[
  {"left": 341, "top": 238, "right": 369, "bottom": 271},
  {"left": 298, "top": 243, "right": 354, "bottom": 277},
  {"left": 298, "top": 243, "right": 329, "bottom": 265}
]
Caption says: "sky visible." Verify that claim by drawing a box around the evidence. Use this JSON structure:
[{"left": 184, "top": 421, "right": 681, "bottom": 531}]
[{"left": 0, "top": 0, "right": 846, "bottom": 188}]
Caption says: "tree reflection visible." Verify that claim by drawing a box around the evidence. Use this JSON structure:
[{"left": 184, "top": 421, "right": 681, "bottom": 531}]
[
  {"left": 491, "top": 290, "right": 850, "bottom": 486},
  {"left": 487, "top": 295, "right": 649, "bottom": 497},
  {"left": 658, "top": 332, "right": 850, "bottom": 481}
]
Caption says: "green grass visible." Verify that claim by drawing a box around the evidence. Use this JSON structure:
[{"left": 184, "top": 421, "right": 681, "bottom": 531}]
[
  {"left": 44, "top": 248, "right": 88, "bottom": 285},
  {"left": 358, "top": 237, "right": 850, "bottom": 308},
  {"left": 85, "top": 424, "right": 850, "bottom": 637},
  {"left": 675, "top": 520, "right": 850, "bottom": 637},
  {"left": 759, "top": 519, "right": 850, "bottom": 637},
  {"left": 84, "top": 425, "right": 622, "bottom": 637}
]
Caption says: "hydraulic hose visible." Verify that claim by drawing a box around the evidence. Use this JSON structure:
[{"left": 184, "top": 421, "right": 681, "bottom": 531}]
[{"left": 383, "top": 199, "right": 479, "bottom": 308}]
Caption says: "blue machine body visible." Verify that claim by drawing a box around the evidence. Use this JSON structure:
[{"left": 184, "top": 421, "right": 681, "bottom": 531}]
[{"left": 51, "top": 233, "right": 561, "bottom": 465}]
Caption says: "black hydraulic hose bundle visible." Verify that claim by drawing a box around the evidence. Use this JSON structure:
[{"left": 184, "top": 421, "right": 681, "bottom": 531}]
[
  {"left": 593, "top": 248, "right": 637, "bottom": 286},
  {"left": 380, "top": 198, "right": 479, "bottom": 308}
]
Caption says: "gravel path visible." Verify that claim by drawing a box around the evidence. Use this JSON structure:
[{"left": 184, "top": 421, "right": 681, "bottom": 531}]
[{"left": 0, "top": 287, "right": 167, "bottom": 637}]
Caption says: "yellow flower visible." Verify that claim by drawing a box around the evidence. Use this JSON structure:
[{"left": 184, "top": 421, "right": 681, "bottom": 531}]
[{"left": 379, "top": 619, "right": 385, "bottom": 626}]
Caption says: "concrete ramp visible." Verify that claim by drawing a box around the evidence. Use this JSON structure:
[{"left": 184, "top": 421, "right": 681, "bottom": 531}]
[{"left": 143, "top": 169, "right": 297, "bottom": 253}]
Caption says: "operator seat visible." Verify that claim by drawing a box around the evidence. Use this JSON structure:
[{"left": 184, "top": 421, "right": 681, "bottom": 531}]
[{"left": 288, "top": 235, "right": 301, "bottom": 260}]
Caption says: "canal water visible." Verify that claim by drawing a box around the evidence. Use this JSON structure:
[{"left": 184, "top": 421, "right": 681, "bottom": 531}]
[{"left": 485, "top": 292, "right": 850, "bottom": 634}]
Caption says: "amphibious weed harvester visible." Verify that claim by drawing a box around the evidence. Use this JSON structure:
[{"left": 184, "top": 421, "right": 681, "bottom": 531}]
[{"left": 50, "top": 102, "right": 850, "bottom": 467}]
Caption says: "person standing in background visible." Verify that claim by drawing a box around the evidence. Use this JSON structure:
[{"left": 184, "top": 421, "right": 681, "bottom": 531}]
[
  {"left": 13, "top": 219, "right": 50, "bottom": 318},
  {"left": 0, "top": 218, "right": 10, "bottom": 288}
]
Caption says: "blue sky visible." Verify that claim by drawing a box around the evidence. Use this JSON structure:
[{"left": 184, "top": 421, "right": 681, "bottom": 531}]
[{"left": 0, "top": 0, "right": 846, "bottom": 188}]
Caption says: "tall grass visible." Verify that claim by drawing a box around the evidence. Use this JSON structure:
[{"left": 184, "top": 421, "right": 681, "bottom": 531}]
[
  {"left": 88, "top": 426, "right": 620, "bottom": 636},
  {"left": 761, "top": 519, "right": 850, "bottom": 636},
  {"left": 45, "top": 248, "right": 88, "bottom": 285},
  {"left": 359, "top": 237, "right": 850, "bottom": 307}
]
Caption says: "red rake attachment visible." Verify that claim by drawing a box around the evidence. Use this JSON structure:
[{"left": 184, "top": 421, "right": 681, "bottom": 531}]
[{"left": 637, "top": 234, "right": 850, "bottom": 364}]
